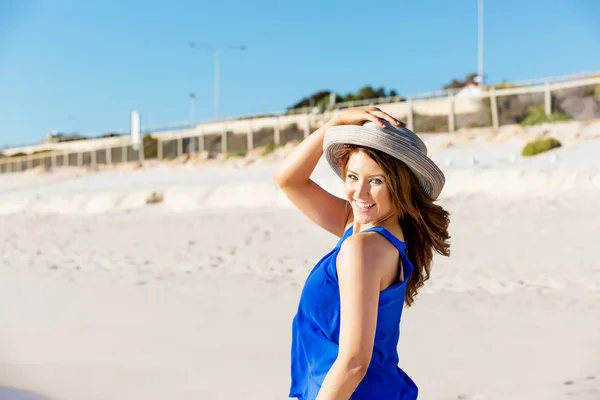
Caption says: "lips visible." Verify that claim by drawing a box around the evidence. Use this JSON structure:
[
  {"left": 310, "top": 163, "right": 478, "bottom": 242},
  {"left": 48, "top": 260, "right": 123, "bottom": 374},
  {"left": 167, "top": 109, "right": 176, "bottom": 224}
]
[{"left": 353, "top": 200, "right": 375, "bottom": 213}]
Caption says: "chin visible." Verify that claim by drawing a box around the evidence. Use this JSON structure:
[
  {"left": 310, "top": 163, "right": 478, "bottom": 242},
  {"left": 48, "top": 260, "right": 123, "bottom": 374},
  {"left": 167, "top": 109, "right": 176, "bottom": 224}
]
[{"left": 352, "top": 211, "right": 378, "bottom": 226}]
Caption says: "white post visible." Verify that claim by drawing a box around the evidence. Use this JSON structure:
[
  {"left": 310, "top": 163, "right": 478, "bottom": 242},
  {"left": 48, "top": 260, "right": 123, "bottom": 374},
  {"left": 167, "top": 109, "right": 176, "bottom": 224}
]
[
  {"left": 407, "top": 99, "right": 414, "bottom": 131},
  {"left": 122, "top": 146, "right": 128, "bottom": 163},
  {"left": 77, "top": 152, "right": 83, "bottom": 167},
  {"left": 138, "top": 141, "right": 145, "bottom": 164},
  {"left": 448, "top": 94, "right": 456, "bottom": 132},
  {"left": 106, "top": 147, "right": 111, "bottom": 165},
  {"left": 274, "top": 116, "right": 281, "bottom": 145},
  {"left": 177, "top": 137, "right": 183, "bottom": 157},
  {"left": 304, "top": 114, "right": 310, "bottom": 139},
  {"left": 489, "top": 88, "right": 499, "bottom": 129},
  {"left": 157, "top": 138, "right": 163, "bottom": 160},
  {"left": 199, "top": 127, "right": 205, "bottom": 152},
  {"left": 221, "top": 125, "right": 228, "bottom": 154},
  {"left": 91, "top": 149, "right": 97, "bottom": 169},
  {"left": 544, "top": 82, "right": 552, "bottom": 117},
  {"left": 51, "top": 152, "right": 57, "bottom": 170},
  {"left": 247, "top": 120, "right": 254, "bottom": 151}
]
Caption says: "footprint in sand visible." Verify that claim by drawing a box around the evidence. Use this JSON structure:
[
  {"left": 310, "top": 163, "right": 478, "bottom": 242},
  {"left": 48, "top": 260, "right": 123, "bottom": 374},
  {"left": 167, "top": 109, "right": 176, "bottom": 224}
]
[{"left": 563, "top": 376, "right": 599, "bottom": 397}]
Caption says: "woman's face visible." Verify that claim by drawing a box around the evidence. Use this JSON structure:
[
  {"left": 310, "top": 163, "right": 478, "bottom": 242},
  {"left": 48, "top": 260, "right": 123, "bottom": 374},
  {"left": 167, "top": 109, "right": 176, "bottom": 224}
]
[{"left": 344, "top": 150, "right": 394, "bottom": 226}]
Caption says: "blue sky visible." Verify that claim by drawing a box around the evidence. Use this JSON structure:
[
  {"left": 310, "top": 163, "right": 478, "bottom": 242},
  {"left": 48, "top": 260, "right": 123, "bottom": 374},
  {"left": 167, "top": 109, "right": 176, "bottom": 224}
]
[{"left": 1, "top": 0, "right": 599, "bottom": 147}]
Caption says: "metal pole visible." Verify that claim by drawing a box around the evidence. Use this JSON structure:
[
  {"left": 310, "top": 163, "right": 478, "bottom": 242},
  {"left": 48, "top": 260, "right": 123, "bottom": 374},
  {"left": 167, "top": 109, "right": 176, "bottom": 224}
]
[
  {"left": 190, "top": 43, "right": 247, "bottom": 121},
  {"left": 214, "top": 50, "right": 221, "bottom": 119},
  {"left": 478, "top": 0, "right": 484, "bottom": 88}
]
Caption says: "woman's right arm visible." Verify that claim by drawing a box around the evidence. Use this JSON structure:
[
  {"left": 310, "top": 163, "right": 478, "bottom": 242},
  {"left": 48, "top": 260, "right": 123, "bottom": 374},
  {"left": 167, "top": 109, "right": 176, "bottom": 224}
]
[
  {"left": 273, "top": 116, "right": 348, "bottom": 237},
  {"left": 273, "top": 108, "right": 401, "bottom": 238}
]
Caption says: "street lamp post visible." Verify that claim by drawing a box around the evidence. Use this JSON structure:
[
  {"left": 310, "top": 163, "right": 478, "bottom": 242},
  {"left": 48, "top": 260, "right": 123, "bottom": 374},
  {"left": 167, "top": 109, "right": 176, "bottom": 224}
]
[
  {"left": 478, "top": 0, "right": 484, "bottom": 88},
  {"left": 190, "top": 42, "right": 247, "bottom": 120}
]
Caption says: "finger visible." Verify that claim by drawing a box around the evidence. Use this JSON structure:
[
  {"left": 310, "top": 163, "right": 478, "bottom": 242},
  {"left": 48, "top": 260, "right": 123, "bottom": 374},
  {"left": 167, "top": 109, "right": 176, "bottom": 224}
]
[
  {"left": 362, "top": 112, "right": 388, "bottom": 128},
  {"left": 369, "top": 110, "right": 403, "bottom": 127}
]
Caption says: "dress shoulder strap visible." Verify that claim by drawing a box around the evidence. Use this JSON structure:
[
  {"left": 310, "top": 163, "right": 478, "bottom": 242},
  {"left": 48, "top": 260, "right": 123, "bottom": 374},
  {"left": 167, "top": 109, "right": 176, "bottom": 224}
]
[
  {"left": 335, "top": 226, "right": 354, "bottom": 248},
  {"left": 361, "top": 226, "right": 406, "bottom": 253}
]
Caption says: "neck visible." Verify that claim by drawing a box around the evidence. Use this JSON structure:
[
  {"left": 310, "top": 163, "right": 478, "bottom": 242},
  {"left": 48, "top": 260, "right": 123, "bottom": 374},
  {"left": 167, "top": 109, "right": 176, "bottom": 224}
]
[{"left": 352, "top": 214, "right": 401, "bottom": 234}]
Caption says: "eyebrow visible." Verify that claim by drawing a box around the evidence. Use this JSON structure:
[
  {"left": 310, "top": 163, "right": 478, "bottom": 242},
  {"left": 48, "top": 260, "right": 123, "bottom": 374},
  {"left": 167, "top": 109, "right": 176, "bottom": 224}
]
[{"left": 347, "top": 170, "right": 385, "bottom": 178}]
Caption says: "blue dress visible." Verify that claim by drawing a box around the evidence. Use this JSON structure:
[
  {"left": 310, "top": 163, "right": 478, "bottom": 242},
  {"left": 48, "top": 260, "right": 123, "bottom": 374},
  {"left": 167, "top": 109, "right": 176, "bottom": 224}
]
[{"left": 289, "top": 226, "right": 418, "bottom": 400}]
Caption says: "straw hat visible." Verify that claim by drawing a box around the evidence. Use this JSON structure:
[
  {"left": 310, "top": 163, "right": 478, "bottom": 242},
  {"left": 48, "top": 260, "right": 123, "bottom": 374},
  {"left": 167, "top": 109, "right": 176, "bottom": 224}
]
[{"left": 323, "top": 120, "right": 445, "bottom": 199}]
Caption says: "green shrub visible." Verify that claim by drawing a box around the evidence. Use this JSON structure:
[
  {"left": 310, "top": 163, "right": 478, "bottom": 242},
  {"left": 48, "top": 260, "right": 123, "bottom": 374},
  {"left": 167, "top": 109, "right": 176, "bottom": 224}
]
[
  {"left": 143, "top": 135, "right": 158, "bottom": 158},
  {"left": 493, "top": 82, "right": 517, "bottom": 90},
  {"left": 521, "top": 137, "right": 562, "bottom": 157},
  {"left": 261, "top": 143, "right": 281, "bottom": 157},
  {"left": 520, "top": 105, "right": 570, "bottom": 126},
  {"left": 226, "top": 150, "right": 247, "bottom": 159}
]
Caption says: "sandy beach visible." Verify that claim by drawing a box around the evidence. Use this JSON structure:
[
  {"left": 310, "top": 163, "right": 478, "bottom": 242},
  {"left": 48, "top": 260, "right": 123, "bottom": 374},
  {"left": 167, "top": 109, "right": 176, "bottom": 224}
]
[{"left": 1, "top": 121, "right": 599, "bottom": 399}]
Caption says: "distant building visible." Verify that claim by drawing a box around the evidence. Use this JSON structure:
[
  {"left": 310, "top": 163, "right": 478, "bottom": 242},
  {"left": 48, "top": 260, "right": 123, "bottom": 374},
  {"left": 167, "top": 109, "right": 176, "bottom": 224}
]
[{"left": 455, "top": 83, "right": 484, "bottom": 99}]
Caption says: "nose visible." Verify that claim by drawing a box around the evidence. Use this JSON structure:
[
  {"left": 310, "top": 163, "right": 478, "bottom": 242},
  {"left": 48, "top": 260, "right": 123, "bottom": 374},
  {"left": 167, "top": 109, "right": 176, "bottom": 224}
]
[{"left": 356, "top": 179, "right": 371, "bottom": 199}]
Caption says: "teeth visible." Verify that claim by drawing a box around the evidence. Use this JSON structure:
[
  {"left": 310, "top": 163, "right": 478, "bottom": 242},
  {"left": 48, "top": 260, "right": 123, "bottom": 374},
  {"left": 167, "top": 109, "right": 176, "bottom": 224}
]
[{"left": 354, "top": 201, "right": 374, "bottom": 208}]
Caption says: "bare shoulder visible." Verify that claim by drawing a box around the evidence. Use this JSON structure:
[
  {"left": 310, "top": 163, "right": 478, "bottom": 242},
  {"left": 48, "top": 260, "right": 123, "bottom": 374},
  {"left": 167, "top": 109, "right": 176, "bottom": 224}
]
[{"left": 337, "top": 232, "right": 398, "bottom": 277}]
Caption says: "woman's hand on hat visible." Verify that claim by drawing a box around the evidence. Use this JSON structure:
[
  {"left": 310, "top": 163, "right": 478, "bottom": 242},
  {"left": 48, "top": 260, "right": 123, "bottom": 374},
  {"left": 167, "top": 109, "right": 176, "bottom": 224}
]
[{"left": 329, "top": 107, "right": 405, "bottom": 129}]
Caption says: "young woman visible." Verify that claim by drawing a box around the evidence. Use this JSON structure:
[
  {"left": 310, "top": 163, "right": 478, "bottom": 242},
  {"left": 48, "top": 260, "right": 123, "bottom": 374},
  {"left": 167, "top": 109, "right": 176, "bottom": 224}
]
[{"left": 274, "top": 107, "right": 451, "bottom": 400}]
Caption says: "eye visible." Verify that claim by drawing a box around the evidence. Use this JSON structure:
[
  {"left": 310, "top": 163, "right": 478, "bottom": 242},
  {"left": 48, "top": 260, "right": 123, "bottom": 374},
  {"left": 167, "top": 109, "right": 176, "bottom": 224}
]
[
  {"left": 370, "top": 178, "right": 383, "bottom": 185},
  {"left": 346, "top": 174, "right": 358, "bottom": 180}
]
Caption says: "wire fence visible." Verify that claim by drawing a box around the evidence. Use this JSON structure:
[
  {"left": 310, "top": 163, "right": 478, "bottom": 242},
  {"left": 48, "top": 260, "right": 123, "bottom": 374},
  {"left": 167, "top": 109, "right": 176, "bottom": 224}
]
[{"left": 1, "top": 72, "right": 599, "bottom": 175}]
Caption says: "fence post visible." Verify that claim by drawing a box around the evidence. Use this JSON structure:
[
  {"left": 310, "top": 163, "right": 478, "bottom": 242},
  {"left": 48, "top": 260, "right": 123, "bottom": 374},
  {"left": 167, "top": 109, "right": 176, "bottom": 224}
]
[
  {"left": 16, "top": 157, "right": 21, "bottom": 172},
  {"left": 177, "top": 137, "right": 183, "bottom": 157},
  {"left": 448, "top": 94, "right": 456, "bottom": 132},
  {"left": 489, "top": 88, "right": 499, "bottom": 130},
  {"left": 157, "top": 138, "right": 163, "bottom": 160},
  {"left": 199, "top": 127, "right": 205, "bottom": 152},
  {"left": 274, "top": 116, "right": 281, "bottom": 145},
  {"left": 51, "top": 152, "right": 57, "bottom": 170},
  {"left": 138, "top": 140, "right": 145, "bottom": 164},
  {"left": 247, "top": 120, "right": 254, "bottom": 151},
  {"left": 407, "top": 99, "right": 414, "bottom": 131},
  {"left": 91, "top": 149, "right": 97, "bottom": 169},
  {"left": 27, "top": 155, "right": 33, "bottom": 170},
  {"left": 544, "top": 82, "right": 552, "bottom": 117},
  {"left": 304, "top": 114, "right": 310, "bottom": 139},
  {"left": 221, "top": 125, "right": 228, "bottom": 154},
  {"left": 106, "top": 147, "right": 112, "bottom": 165},
  {"left": 77, "top": 152, "right": 83, "bottom": 167},
  {"left": 122, "top": 146, "right": 128, "bottom": 163}
]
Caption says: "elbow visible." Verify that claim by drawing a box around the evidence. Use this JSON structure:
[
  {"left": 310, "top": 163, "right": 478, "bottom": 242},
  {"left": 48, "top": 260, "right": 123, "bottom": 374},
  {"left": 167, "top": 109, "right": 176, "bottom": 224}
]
[
  {"left": 272, "top": 169, "right": 288, "bottom": 188},
  {"left": 273, "top": 167, "right": 301, "bottom": 189},
  {"left": 336, "top": 355, "right": 370, "bottom": 380}
]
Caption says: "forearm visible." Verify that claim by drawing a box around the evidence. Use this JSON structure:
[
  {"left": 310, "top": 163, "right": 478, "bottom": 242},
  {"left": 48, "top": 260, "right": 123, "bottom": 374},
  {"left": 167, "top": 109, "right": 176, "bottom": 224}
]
[
  {"left": 315, "top": 359, "right": 367, "bottom": 400},
  {"left": 273, "top": 118, "right": 336, "bottom": 187}
]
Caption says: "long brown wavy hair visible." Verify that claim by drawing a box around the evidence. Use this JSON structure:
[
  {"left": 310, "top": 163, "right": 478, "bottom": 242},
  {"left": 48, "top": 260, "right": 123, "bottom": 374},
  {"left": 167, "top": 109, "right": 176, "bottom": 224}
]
[{"left": 333, "top": 144, "right": 451, "bottom": 307}]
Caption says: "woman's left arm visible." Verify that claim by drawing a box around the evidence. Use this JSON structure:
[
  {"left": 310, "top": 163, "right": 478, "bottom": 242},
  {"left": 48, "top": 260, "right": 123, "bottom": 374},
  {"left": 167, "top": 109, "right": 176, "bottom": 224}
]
[{"left": 316, "top": 233, "right": 392, "bottom": 400}]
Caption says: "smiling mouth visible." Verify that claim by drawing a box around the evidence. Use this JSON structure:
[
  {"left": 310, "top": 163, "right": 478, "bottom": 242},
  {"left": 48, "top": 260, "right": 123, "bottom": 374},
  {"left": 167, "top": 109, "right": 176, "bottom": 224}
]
[{"left": 353, "top": 200, "right": 375, "bottom": 212}]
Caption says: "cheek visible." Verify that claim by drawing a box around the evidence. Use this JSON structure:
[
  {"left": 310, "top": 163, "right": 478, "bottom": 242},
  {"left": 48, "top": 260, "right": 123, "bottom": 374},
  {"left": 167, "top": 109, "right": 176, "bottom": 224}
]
[
  {"left": 343, "top": 180, "right": 355, "bottom": 195},
  {"left": 372, "top": 186, "right": 392, "bottom": 208}
]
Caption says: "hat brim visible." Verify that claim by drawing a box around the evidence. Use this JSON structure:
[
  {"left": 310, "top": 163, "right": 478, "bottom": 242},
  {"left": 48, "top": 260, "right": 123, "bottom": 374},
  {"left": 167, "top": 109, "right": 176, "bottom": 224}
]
[{"left": 323, "top": 125, "right": 445, "bottom": 199}]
